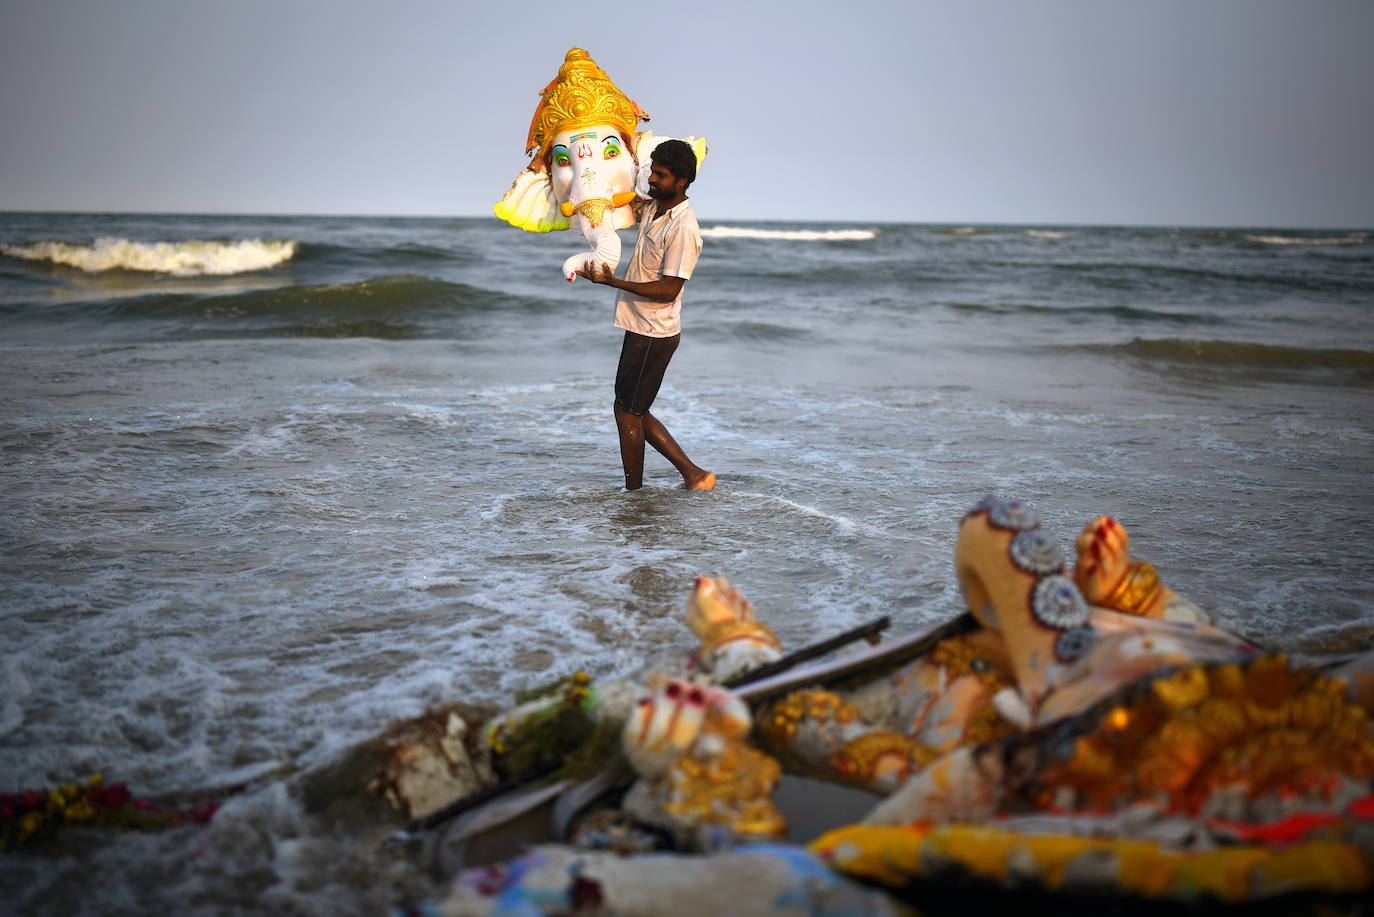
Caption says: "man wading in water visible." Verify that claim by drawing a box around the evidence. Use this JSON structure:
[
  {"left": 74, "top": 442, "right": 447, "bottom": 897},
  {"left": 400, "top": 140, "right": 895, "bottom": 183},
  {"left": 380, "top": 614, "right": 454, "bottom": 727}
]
[{"left": 580, "top": 139, "right": 716, "bottom": 492}]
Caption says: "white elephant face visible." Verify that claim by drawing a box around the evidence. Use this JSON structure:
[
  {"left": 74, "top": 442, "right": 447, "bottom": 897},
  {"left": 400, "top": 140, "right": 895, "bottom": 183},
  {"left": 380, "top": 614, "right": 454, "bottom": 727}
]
[{"left": 549, "top": 124, "right": 638, "bottom": 230}]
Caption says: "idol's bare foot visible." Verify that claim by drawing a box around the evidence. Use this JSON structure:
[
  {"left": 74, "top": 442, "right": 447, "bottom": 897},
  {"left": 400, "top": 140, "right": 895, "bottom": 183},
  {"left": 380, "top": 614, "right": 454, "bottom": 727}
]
[{"left": 685, "top": 471, "right": 716, "bottom": 491}]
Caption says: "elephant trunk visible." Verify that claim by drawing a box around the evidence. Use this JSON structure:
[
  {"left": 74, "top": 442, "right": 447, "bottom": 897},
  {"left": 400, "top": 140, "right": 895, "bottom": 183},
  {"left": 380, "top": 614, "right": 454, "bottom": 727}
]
[{"left": 562, "top": 206, "right": 623, "bottom": 282}]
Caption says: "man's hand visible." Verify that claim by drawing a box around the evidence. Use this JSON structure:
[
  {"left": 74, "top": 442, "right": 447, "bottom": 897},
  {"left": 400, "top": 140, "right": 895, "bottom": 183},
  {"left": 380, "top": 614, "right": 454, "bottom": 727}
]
[
  {"left": 575, "top": 264, "right": 683, "bottom": 303},
  {"left": 578, "top": 262, "right": 617, "bottom": 286}
]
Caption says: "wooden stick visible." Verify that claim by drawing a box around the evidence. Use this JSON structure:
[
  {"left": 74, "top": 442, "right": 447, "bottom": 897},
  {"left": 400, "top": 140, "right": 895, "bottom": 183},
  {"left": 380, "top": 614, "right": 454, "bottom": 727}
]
[
  {"left": 406, "top": 761, "right": 559, "bottom": 833},
  {"left": 736, "top": 614, "right": 977, "bottom": 704},
  {"left": 723, "top": 616, "right": 891, "bottom": 688}
]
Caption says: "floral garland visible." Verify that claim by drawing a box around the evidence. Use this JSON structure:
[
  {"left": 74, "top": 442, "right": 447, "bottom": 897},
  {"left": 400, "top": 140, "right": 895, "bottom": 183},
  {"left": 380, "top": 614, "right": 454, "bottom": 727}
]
[{"left": 1, "top": 773, "right": 219, "bottom": 852}]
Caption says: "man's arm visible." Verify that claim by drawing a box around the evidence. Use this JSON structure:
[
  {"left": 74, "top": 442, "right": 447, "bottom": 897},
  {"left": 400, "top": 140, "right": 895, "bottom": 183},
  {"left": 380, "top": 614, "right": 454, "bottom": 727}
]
[{"left": 579, "top": 262, "right": 684, "bottom": 303}]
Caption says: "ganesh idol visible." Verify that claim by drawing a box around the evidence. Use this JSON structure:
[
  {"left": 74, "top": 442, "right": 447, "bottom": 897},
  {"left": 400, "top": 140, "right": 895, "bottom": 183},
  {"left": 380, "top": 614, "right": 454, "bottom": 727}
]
[{"left": 493, "top": 48, "right": 707, "bottom": 281}]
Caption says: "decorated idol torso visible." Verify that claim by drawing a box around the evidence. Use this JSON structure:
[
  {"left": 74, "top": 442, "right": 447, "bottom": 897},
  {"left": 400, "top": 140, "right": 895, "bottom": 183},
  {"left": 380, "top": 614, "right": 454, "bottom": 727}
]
[{"left": 494, "top": 48, "right": 705, "bottom": 282}]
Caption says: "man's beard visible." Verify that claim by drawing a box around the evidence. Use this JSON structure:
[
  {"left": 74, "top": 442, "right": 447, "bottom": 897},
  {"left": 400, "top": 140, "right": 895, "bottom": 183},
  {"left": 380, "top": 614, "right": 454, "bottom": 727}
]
[{"left": 647, "top": 184, "right": 672, "bottom": 201}]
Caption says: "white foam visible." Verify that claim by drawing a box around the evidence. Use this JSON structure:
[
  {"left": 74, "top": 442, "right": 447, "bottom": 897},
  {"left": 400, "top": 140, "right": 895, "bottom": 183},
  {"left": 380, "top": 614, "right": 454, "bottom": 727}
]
[
  {"left": 1, "top": 237, "right": 297, "bottom": 275},
  {"left": 731, "top": 490, "right": 880, "bottom": 537},
  {"left": 0, "top": 654, "right": 29, "bottom": 737},
  {"left": 408, "top": 574, "right": 467, "bottom": 592},
  {"left": 479, "top": 493, "right": 515, "bottom": 522},
  {"left": 700, "top": 226, "right": 877, "bottom": 241},
  {"left": 226, "top": 420, "right": 303, "bottom": 457},
  {"left": 1026, "top": 229, "right": 1072, "bottom": 240},
  {"left": 389, "top": 401, "right": 459, "bottom": 427},
  {"left": 1243, "top": 232, "right": 1368, "bottom": 246}
]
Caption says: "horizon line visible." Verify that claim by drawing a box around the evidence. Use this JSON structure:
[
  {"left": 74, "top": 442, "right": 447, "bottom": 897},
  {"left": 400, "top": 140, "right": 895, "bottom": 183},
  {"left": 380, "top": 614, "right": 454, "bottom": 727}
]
[{"left": 1, "top": 208, "right": 1369, "bottom": 233}]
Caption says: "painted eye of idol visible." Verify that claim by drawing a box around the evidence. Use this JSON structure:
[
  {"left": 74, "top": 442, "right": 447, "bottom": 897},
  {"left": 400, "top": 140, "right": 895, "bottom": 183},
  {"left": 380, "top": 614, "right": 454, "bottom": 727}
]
[
  {"left": 552, "top": 145, "right": 571, "bottom": 168},
  {"left": 602, "top": 137, "right": 622, "bottom": 160}
]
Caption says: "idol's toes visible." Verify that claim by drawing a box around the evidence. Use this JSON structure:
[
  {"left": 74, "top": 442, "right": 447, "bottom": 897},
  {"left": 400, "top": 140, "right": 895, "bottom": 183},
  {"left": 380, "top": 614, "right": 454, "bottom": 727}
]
[
  {"left": 689, "top": 576, "right": 753, "bottom": 624},
  {"left": 1074, "top": 516, "right": 1131, "bottom": 603},
  {"left": 621, "top": 679, "right": 753, "bottom": 777},
  {"left": 619, "top": 674, "right": 781, "bottom": 846},
  {"left": 656, "top": 682, "right": 708, "bottom": 753},
  {"left": 685, "top": 576, "right": 738, "bottom": 633},
  {"left": 685, "top": 576, "right": 780, "bottom": 678},
  {"left": 623, "top": 680, "right": 708, "bottom": 776}
]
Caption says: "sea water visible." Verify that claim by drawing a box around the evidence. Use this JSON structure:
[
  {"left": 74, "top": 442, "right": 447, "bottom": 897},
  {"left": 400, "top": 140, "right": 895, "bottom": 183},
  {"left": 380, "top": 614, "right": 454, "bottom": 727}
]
[{"left": 1, "top": 212, "right": 1372, "bottom": 913}]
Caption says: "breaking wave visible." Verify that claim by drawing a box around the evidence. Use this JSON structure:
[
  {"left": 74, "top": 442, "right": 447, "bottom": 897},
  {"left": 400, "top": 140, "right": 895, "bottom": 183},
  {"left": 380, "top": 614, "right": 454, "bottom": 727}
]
[
  {"left": 0, "top": 274, "right": 530, "bottom": 341},
  {"left": 701, "top": 226, "right": 877, "bottom": 241},
  {"left": 946, "top": 302, "right": 1221, "bottom": 325},
  {"left": 1117, "top": 337, "right": 1374, "bottom": 370},
  {"left": 1, "top": 237, "right": 297, "bottom": 276},
  {"left": 1243, "top": 232, "right": 1369, "bottom": 246},
  {"left": 697, "top": 320, "right": 814, "bottom": 344}
]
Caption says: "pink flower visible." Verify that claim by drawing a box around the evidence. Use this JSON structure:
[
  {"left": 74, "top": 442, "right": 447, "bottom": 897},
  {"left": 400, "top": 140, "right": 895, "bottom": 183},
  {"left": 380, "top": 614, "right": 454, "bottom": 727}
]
[
  {"left": 95, "top": 784, "right": 131, "bottom": 808},
  {"left": 186, "top": 802, "right": 219, "bottom": 825}
]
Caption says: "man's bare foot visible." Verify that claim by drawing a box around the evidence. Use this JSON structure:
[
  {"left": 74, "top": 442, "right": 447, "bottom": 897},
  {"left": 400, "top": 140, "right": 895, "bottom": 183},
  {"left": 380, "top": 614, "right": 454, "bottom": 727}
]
[{"left": 685, "top": 471, "right": 716, "bottom": 491}]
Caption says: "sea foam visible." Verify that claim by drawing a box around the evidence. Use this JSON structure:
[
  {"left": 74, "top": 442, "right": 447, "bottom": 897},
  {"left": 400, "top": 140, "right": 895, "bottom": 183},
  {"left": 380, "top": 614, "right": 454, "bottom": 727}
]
[
  {"left": 1243, "top": 232, "right": 1369, "bottom": 246},
  {"left": 701, "top": 226, "right": 877, "bottom": 241},
  {"left": 1, "top": 237, "right": 297, "bottom": 275}
]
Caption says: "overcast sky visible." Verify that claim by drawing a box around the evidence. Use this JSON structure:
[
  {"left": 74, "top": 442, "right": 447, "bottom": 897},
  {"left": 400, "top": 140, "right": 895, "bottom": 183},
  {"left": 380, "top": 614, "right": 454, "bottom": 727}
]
[{"left": 2, "top": 0, "right": 1371, "bottom": 227}]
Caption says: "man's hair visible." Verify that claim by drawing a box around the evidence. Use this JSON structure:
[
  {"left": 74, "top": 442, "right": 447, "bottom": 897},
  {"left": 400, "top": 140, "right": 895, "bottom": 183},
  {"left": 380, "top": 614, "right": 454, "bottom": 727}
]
[{"left": 650, "top": 139, "right": 697, "bottom": 186}]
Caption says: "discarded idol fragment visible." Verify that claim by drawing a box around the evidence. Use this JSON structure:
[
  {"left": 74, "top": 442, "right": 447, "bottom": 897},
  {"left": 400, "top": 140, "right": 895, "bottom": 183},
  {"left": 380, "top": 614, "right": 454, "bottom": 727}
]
[{"left": 378, "top": 498, "right": 1374, "bottom": 914}]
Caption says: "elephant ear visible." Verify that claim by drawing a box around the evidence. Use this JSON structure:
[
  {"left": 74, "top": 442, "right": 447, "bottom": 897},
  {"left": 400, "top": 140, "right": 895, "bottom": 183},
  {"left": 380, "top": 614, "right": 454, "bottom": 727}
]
[
  {"left": 684, "top": 136, "right": 709, "bottom": 169},
  {"left": 493, "top": 168, "right": 569, "bottom": 232},
  {"left": 632, "top": 130, "right": 658, "bottom": 200},
  {"left": 632, "top": 131, "right": 710, "bottom": 200}
]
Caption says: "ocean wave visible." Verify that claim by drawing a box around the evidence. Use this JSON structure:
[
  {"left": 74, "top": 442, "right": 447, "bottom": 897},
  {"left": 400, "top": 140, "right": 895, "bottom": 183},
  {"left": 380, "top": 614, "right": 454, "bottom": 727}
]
[
  {"left": 1118, "top": 337, "right": 1374, "bottom": 369},
  {"left": 1025, "top": 230, "right": 1073, "bottom": 240},
  {"left": 1011, "top": 259, "right": 1371, "bottom": 295},
  {"left": 946, "top": 302, "right": 1220, "bottom": 325},
  {"left": 0, "top": 274, "right": 526, "bottom": 341},
  {"left": 1, "top": 237, "right": 297, "bottom": 276},
  {"left": 697, "top": 320, "right": 812, "bottom": 344},
  {"left": 701, "top": 226, "right": 877, "bottom": 241},
  {"left": 1243, "top": 232, "right": 1369, "bottom": 246},
  {"left": 184, "top": 273, "right": 474, "bottom": 315},
  {"left": 187, "top": 274, "right": 525, "bottom": 328}
]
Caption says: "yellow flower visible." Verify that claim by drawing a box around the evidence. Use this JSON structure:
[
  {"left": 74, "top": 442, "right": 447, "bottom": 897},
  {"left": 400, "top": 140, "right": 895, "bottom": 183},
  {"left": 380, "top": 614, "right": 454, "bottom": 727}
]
[
  {"left": 65, "top": 800, "right": 97, "bottom": 823},
  {"left": 20, "top": 811, "right": 44, "bottom": 839}
]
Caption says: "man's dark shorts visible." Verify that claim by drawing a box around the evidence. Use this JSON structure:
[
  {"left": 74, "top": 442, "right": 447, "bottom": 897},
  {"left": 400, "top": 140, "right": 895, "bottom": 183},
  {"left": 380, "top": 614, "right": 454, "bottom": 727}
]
[{"left": 614, "top": 330, "right": 681, "bottom": 415}]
